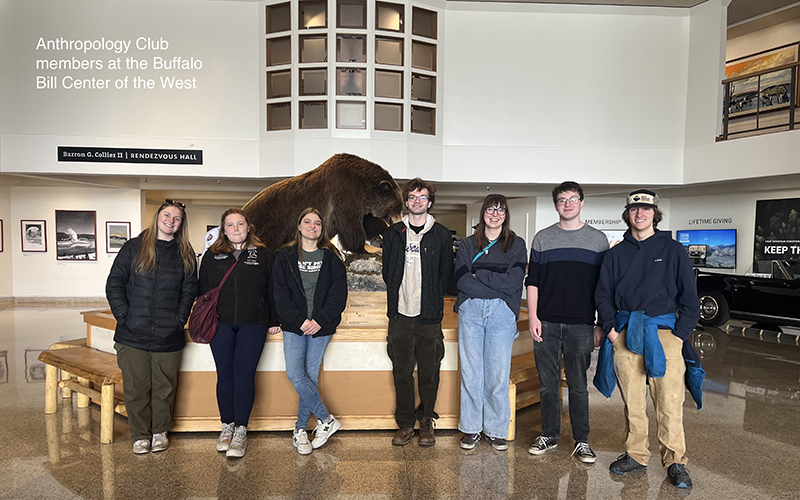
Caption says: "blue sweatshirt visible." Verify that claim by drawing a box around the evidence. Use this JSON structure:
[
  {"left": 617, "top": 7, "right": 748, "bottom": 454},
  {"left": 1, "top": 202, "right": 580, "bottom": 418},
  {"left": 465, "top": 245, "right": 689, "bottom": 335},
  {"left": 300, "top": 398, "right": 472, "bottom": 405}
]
[{"left": 595, "top": 229, "right": 700, "bottom": 341}]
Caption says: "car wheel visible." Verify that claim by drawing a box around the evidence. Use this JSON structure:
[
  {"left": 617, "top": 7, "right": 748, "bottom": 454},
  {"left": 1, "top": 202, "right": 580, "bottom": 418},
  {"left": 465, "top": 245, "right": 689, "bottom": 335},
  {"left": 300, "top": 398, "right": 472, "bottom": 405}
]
[{"left": 698, "top": 291, "right": 730, "bottom": 327}]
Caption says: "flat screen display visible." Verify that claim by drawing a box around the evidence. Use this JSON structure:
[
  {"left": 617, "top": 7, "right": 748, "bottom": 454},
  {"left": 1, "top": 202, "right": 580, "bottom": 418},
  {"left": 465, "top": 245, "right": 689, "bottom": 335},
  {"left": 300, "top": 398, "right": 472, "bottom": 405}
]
[{"left": 677, "top": 229, "right": 737, "bottom": 269}]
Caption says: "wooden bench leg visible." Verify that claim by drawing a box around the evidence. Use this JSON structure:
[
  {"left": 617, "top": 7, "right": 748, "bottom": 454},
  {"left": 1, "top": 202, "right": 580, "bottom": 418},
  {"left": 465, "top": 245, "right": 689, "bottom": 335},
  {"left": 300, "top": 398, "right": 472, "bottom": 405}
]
[
  {"left": 507, "top": 383, "right": 517, "bottom": 441},
  {"left": 76, "top": 378, "right": 90, "bottom": 408},
  {"left": 100, "top": 384, "right": 115, "bottom": 444},
  {"left": 45, "top": 364, "right": 59, "bottom": 414},
  {"left": 61, "top": 370, "right": 73, "bottom": 398}
]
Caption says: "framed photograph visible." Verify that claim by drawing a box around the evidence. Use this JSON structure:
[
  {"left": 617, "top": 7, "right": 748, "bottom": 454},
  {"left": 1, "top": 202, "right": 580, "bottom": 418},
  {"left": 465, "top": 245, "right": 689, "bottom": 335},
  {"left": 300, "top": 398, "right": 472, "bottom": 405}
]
[
  {"left": 55, "top": 210, "right": 97, "bottom": 261},
  {"left": 0, "top": 350, "right": 8, "bottom": 385},
  {"left": 725, "top": 42, "right": 800, "bottom": 117},
  {"left": 20, "top": 220, "right": 47, "bottom": 253},
  {"left": 105, "top": 221, "right": 131, "bottom": 253},
  {"left": 0, "top": 219, "right": 3, "bottom": 252},
  {"left": 25, "top": 349, "right": 46, "bottom": 383}
]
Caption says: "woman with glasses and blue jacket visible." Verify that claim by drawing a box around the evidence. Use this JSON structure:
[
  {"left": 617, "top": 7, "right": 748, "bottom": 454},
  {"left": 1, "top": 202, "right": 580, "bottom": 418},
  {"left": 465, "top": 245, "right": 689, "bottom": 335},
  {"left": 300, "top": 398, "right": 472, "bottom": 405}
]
[
  {"left": 272, "top": 208, "right": 348, "bottom": 455},
  {"left": 454, "top": 194, "right": 527, "bottom": 452}
]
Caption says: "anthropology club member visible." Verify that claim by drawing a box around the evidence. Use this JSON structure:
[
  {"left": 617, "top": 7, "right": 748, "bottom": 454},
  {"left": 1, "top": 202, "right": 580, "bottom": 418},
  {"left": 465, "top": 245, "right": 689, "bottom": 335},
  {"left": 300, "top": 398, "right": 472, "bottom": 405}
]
[
  {"left": 106, "top": 200, "right": 198, "bottom": 454},
  {"left": 526, "top": 181, "right": 609, "bottom": 463},
  {"left": 273, "top": 208, "right": 348, "bottom": 455},
  {"left": 594, "top": 189, "right": 703, "bottom": 489},
  {"left": 382, "top": 178, "right": 455, "bottom": 447},
  {"left": 198, "top": 208, "right": 281, "bottom": 458},
  {"left": 454, "top": 194, "right": 527, "bottom": 451}
]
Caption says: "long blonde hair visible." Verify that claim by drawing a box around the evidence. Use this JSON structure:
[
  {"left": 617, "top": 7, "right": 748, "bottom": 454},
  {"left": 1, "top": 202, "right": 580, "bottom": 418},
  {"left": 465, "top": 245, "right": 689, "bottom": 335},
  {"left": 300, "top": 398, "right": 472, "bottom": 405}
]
[
  {"left": 284, "top": 207, "right": 341, "bottom": 261},
  {"left": 135, "top": 200, "right": 196, "bottom": 274},
  {"left": 210, "top": 208, "right": 265, "bottom": 254}
]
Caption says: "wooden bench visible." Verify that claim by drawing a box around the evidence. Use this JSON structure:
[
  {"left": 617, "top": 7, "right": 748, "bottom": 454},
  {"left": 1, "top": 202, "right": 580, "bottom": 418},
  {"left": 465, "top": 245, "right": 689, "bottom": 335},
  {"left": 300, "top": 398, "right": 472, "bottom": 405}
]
[
  {"left": 38, "top": 345, "right": 125, "bottom": 444},
  {"left": 507, "top": 351, "right": 540, "bottom": 441}
]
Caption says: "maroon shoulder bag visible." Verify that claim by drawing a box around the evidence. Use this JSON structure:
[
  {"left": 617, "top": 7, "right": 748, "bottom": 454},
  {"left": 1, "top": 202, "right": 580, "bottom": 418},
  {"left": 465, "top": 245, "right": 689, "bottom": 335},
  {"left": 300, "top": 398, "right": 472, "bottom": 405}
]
[{"left": 188, "top": 257, "right": 240, "bottom": 344}]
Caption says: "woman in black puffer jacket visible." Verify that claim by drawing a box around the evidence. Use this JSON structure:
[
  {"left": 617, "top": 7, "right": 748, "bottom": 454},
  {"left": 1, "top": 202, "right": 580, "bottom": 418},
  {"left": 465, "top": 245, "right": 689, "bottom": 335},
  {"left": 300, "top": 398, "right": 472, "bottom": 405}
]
[{"left": 106, "top": 200, "right": 197, "bottom": 455}]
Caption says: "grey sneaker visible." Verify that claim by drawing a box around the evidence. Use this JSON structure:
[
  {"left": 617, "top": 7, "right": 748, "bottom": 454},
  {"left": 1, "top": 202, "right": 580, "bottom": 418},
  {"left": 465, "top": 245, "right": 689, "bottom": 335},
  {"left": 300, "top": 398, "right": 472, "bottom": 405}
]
[
  {"left": 226, "top": 426, "right": 247, "bottom": 458},
  {"left": 571, "top": 441, "right": 597, "bottom": 463},
  {"left": 460, "top": 433, "right": 481, "bottom": 450},
  {"left": 133, "top": 439, "right": 151, "bottom": 454},
  {"left": 667, "top": 463, "right": 693, "bottom": 489},
  {"left": 293, "top": 428, "right": 313, "bottom": 455},
  {"left": 312, "top": 416, "right": 340, "bottom": 449},
  {"left": 151, "top": 432, "right": 169, "bottom": 452},
  {"left": 486, "top": 436, "right": 508, "bottom": 451},
  {"left": 217, "top": 422, "right": 235, "bottom": 452},
  {"left": 528, "top": 435, "right": 558, "bottom": 455},
  {"left": 609, "top": 453, "right": 647, "bottom": 474}
]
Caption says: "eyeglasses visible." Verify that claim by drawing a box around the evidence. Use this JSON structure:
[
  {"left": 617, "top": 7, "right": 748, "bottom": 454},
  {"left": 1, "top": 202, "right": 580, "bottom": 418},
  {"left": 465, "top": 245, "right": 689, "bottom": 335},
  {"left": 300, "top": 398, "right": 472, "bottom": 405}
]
[
  {"left": 408, "top": 195, "right": 428, "bottom": 202},
  {"left": 556, "top": 196, "right": 581, "bottom": 206},
  {"left": 164, "top": 199, "right": 186, "bottom": 209},
  {"left": 485, "top": 207, "right": 506, "bottom": 215}
]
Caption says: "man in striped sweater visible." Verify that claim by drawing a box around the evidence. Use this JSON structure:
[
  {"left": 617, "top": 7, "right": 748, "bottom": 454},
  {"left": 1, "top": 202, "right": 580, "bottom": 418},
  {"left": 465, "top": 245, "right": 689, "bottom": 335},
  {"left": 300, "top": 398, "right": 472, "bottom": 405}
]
[{"left": 525, "top": 181, "right": 609, "bottom": 463}]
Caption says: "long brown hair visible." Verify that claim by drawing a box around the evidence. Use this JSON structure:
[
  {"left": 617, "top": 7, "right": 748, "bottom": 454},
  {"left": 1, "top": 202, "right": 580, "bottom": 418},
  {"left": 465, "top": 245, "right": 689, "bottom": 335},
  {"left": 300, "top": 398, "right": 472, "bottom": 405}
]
[
  {"left": 135, "top": 200, "right": 196, "bottom": 274},
  {"left": 284, "top": 207, "right": 342, "bottom": 261},
  {"left": 474, "top": 194, "right": 516, "bottom": 253},
  {"left": 210, "top": 208, "right": 265, "bottom": 254}
]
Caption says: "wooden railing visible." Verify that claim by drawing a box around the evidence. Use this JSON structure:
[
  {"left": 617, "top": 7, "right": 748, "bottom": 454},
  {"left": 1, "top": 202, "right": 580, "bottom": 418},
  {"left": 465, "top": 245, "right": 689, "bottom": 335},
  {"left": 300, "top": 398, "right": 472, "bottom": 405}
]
[{"left": 721, "top": 62, "right": 799, "bottom": 140}]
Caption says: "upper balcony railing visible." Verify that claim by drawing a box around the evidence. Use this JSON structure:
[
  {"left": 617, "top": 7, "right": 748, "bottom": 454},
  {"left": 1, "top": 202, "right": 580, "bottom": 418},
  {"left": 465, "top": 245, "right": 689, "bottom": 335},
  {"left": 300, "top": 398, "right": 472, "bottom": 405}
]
[{"left": 721, "top": 62, "right": 799, "bottom": 140}]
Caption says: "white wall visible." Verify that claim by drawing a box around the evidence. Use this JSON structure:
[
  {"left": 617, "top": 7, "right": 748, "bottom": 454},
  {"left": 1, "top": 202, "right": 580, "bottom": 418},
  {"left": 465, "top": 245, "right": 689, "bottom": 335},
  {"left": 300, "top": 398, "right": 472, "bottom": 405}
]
[
  {"left": 727, "top": 19, "right": 800, "bottom": 60},
  {"left": 0, "top": 186, "right": 12, "bottom": 297},
  {"left": 10, "top": 186, "right": 141, "bottom": 297},
  {"left": 442, "top": 3, "right": 690, "bottom": 184}
]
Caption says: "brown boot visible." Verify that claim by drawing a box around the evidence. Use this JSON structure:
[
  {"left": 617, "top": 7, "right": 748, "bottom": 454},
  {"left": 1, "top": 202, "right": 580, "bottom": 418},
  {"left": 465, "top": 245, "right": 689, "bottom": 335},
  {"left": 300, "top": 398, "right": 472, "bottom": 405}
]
[
  {"left": 392, "top": 427, "right": 414, "bottom": 446},
  {"left": 418, "top": 417, "right": 435, "bottom": 447}
]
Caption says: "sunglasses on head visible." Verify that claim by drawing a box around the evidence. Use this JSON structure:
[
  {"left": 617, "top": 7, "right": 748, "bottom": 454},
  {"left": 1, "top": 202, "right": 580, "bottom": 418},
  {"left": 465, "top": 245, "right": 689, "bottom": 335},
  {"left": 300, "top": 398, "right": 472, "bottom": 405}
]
[{"left": 164, "top": 199, "right": 186, "bottom": 209}]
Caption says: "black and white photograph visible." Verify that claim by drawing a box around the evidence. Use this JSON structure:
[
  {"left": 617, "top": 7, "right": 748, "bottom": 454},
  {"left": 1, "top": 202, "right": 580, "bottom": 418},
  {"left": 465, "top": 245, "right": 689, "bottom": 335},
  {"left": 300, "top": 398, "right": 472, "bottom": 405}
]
[
  {"left": 20, "top": 219, "right": 47, "bottom": 253},
  {"left": 0, "top": 350, "right": 7, "bottom": 384},
  {"left": 55, "top": 210, "right": 97, "bottom": 261},
  {"left": 105, "top": 221, "right": 131, "bottom": 253},
  {"left": 0, "top": 219, "right": 4, "bottom": 252},
  {"left": 24, "top": 349, "right": 46, "bottom": 383}
]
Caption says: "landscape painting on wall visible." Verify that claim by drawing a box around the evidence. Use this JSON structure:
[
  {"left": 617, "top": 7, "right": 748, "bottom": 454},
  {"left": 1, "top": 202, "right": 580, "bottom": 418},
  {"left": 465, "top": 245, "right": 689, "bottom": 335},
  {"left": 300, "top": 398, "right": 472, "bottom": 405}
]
[
  {"left": 106, "top": 221, "right": 130, "bottom": 253},
  {"left": 55, "top": 210, "right": 96, "bottom": 261},
  {"left": 725, "top": 42, "right": 800, "bottom": 117}
]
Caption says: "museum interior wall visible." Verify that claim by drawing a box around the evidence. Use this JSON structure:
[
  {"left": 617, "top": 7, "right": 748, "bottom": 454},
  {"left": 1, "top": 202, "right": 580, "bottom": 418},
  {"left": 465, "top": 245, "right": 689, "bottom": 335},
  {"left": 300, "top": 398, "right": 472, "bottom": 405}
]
[{"left": 0, "top": 186, "right": 11, "bottom": 298}]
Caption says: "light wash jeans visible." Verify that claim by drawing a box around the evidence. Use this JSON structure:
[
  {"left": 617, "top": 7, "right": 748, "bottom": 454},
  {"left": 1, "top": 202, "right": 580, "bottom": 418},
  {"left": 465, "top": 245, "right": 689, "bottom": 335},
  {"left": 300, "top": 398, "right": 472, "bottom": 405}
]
[
  {"left": 457, "top": 298, "right": 518, "bottom": 439},
  {"left": 283, "top": 331, "right": 332, "bottom": 430}
]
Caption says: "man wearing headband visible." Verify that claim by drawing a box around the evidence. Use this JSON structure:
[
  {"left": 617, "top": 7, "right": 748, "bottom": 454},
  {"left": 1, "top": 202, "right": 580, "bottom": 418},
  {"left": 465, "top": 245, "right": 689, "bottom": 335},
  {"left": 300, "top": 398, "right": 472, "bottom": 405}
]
[{"left": 594, "top": 189, "right": 701, "bottom": 489}]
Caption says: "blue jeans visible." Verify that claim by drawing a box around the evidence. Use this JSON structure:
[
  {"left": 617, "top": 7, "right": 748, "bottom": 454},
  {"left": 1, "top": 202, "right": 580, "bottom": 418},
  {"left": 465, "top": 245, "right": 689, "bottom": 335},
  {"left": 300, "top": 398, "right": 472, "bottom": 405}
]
[
  {"left": 534, "top": 321, "right": 594, "bottom": 442},
  {"left": 457, "top": 298, "right": 518, "bottom": 439},
  {"left": 283, "top": 331, "right": 332, "bottom": 430}
]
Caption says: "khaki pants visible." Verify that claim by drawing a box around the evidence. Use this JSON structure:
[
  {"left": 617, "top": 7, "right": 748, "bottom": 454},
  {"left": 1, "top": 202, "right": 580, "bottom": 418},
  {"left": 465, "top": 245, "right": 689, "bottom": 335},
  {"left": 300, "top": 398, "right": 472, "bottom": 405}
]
[
  {"left": 612, "top": 329, "right": 687, "bottom": 468},
  {"left": 115, "top": 343, "right": 182, "bottom": 441}
]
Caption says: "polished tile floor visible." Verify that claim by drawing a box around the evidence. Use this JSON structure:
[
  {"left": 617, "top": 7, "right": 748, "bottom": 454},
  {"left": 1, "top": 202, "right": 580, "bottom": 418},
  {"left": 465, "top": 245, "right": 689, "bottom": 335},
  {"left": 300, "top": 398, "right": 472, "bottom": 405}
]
[{"left": 1, "top": 307, "right": 799, "bottom": 499}]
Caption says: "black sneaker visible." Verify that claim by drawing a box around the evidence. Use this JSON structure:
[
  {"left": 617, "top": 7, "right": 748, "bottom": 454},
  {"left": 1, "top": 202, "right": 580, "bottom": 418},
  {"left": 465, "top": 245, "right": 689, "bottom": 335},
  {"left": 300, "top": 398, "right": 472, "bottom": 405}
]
[
  {"left": 460, "top": 433, "right": 481, "bottom": 450},
  {"left": 528, "top": 435, "right": 558, "bottom": 455},
  {"left": 609, "top": 453, "right": 647, "bottom": 474},
  {"left": 486, "top": 436, "right": 508, "bottom": 451},
  {"left": 667, "top": 463, "right": 693, "bottom": 489},
  {"left": 571, "top": 441, "right": 597, "bottom": 464}
]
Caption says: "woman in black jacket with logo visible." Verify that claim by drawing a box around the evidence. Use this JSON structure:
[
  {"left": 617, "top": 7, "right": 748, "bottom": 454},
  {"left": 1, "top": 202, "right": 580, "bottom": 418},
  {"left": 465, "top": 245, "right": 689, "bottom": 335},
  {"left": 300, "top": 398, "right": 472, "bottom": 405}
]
[
  {"left": 106, "top": 200, "right": 197, "bottom": 455},
  {"left": 272, "top": 208, "right": 348, "bottom": 455},
  {"left": 198, "top": 208, "right": 280, "bottom": 458}
]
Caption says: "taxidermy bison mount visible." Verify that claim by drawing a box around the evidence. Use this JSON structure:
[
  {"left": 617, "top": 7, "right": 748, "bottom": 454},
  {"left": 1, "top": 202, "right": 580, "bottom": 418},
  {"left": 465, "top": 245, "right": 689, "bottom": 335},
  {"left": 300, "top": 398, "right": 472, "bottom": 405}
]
[{"left": 243, "top": 153, "right": 403, "bottom": 254}]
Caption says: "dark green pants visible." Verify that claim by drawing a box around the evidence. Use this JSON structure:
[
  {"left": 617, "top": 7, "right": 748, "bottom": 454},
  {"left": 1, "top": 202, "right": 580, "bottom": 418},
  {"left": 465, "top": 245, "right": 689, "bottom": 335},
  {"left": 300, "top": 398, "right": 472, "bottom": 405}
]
[{"left": 115, "top": 343, "right": 182, "bottom": 441}]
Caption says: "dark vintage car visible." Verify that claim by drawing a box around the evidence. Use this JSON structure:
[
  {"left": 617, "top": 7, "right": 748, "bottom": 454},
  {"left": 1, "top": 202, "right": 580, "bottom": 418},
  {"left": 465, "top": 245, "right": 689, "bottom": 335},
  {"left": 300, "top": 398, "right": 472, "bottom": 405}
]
[{"left": 696, "top": 260, "right": 800, "bottom": 327}]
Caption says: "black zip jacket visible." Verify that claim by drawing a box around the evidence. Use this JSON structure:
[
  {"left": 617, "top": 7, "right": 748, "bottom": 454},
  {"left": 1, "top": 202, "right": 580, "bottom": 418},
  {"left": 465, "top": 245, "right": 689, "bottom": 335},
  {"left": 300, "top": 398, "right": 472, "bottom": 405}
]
[
  {"left": 106, "top": 236, "right": 198, "bottom": 352},
  {"left": 198, "top": 247, "right": 279, "bottom": 327},
  {"left": 382, "top": 220, "right": 455, "bottom": 324},
  {"left": 272, "top": 246, "right": 348, "bottom": 337}
]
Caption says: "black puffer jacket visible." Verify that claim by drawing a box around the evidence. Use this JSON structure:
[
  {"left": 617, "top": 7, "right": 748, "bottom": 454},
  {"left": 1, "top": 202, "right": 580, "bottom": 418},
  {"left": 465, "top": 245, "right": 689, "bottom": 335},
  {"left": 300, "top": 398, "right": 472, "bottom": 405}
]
[
  {"left": 106, "top": 236, "right": 198, "bottom": 352},
  {"left": 198, "top": 247, "right": 279, "bottom": 327},
  {"left": 272, "top": 246, "right": 348, "bottom": 337}
]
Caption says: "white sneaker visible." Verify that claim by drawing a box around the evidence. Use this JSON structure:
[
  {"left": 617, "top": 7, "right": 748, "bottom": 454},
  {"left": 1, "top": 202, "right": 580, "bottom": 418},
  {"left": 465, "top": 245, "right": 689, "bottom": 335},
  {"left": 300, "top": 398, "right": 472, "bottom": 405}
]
[
  {"left": 311, "top": 415, "right": 340, "bottom": 449},
  {"left": 151, "top": 432, "right": 169, "bottom": 452},
  {"left": 226, "top": 426, "right": 247, "bottom": 458},
  {"left": 217, "top": 422, "right": 235, "bottom": 452},
  {"left": 133, "top": 439, "right": 151, "bottom": 454},
  {"left": 293, "top": 428, "right": 313, "bottom": 455}
]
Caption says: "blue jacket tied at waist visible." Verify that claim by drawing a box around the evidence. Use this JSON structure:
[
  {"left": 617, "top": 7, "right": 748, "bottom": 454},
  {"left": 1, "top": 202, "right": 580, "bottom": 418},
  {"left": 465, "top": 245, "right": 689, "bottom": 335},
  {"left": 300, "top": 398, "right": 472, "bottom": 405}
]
[{"left": 593, "top": 310, "right": 705, "bottom": 409}]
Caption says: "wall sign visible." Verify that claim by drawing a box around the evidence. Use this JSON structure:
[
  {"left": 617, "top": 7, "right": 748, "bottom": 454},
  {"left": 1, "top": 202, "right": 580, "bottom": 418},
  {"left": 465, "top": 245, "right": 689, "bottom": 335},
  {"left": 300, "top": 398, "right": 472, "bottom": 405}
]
[
  {"left": 58, "top": 146, "right": 202, "bottom": 165},
  {"left": 754, "top": 197, "right": 800, "bottom": 262}
]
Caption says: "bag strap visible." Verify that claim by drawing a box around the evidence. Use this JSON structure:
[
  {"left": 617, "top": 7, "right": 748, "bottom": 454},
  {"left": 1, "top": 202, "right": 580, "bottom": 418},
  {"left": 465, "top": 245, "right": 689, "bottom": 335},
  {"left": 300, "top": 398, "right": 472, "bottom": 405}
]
[
  {"left": 217, "top": 255, "right": 242, "bottom": 289},
  {"left": 471, "top": 238, "right": 498, "bottom": 265}
]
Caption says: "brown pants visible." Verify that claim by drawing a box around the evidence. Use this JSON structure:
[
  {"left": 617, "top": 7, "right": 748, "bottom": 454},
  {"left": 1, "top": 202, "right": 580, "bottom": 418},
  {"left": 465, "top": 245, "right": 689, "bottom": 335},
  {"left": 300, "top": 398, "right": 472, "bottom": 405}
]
[{"left": 612, "top": 329, "right": 687, "bottom": 468}]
